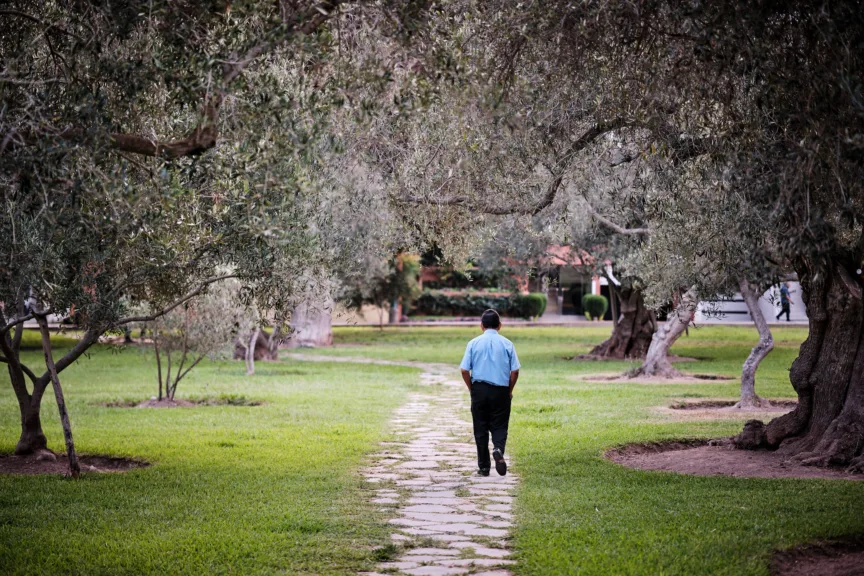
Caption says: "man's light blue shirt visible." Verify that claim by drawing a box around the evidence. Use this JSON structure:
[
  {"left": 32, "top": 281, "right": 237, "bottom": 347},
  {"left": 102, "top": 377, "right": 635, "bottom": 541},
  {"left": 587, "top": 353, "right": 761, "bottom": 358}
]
[{"left": 460, "top": 329, "right": 521, "bottom": 387}]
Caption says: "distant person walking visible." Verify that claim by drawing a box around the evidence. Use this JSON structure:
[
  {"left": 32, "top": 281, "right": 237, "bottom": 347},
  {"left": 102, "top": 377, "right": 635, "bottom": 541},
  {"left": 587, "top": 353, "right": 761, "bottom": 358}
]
[
  {"left": 776, "top": 282, "right": 792, "bottom": 322},
  {"left": 460, "top": 309, "right": 520, "bottom": 476}
]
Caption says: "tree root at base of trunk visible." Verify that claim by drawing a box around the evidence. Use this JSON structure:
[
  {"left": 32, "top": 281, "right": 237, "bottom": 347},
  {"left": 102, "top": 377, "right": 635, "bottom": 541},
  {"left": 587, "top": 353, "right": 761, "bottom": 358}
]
[
  {"left": 625, "top": 363, "right": 685, "bottom": 379},
  {"left": 733, "top": 263, "right": 864, "bottom": 475},
  {"left": 732, "top": 396, "right": 772, "bottom": 410}
]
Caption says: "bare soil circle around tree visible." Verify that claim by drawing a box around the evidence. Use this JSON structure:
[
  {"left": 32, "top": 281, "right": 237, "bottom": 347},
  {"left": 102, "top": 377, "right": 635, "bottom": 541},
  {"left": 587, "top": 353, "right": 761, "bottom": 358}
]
[
  {"left": 0, "top": 452, "right": 149, "bottom": 476},
  {"left": 570, "top": 353, "right": 701, "bottom": 362},
  {"left": 771, "top": 537, "right": 864, "bottom": 576},
  {"left": 606, "top": 440, "right": 864, "bottom": 480},
  {"left": 97, "top": 395, "right": 265, "bottom": 408},
  {"left": 576, "top": 372, "right": 735, "bottom": 385},
  {"left": 654, "top": 398, "right": 798, "bottom": 421}
]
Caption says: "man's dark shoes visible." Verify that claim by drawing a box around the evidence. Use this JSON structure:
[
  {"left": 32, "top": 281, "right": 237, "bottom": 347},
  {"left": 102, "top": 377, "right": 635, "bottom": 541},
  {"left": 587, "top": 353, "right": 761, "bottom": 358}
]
[
  {"left": 478, "top": 467, "right": 490, "bottom": 477},
  {"left": 492, "top": 448, "right": 507, "bottom": 476}
]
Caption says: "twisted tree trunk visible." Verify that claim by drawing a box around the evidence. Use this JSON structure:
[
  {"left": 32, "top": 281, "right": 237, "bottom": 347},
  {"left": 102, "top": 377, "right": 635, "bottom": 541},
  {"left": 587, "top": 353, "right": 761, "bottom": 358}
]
[
  {"left": 287, "top": 296, "right": 334, "bottom": 348},
  {"left": 627, "top": 287, "right": 697, "bottom": 378},
  {"left": 589, "top": 287, "right": 656, "bottom": 359},
  {"left": 3, "top": 326, "right": 99, "bottom": 454},
  {"left": 16, "top": 404, "right": 48, "bottom": 455},
  {"left": 6, "top": 352, "right": 48, "bottom": 454},
  {"left": 735, "top": 278, "right": 774, "bottom": 409},
  {"left": 734, "top": 262, "right": 864, "bottom": 473}
]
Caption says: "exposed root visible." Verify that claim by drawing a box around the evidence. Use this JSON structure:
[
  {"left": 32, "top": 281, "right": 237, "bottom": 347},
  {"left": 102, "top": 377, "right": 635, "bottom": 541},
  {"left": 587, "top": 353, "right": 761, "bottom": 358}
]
[
  {"left": 733, "top": 419, "right": 769, "bottom": 449},
  {"left": 798, "top": 452, "right": 833, "bottom": 468},
  {"left": 847, "top": 456, "right": 864, "bottom": 474},
  {"left": 732, "top": 396, "right": 773, "bottom": 410},
  {"left": 625, "top": 364, "right": 685, "bottom": 380}
]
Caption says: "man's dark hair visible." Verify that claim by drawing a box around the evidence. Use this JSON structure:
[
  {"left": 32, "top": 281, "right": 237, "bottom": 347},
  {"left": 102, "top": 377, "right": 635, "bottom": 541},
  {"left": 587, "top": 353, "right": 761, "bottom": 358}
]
[{"left": 481, "top": 309, "right": 501, "bottom": 329}]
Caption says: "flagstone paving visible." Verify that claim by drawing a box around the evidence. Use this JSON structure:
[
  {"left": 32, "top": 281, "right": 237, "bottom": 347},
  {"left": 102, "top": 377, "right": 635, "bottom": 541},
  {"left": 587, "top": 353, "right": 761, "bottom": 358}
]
[
  {"left": 284, "top": 353, "right": 519, "bottom": 575},
  {"left": 357, "top": 364, "right": 518, "bottom": 576}
]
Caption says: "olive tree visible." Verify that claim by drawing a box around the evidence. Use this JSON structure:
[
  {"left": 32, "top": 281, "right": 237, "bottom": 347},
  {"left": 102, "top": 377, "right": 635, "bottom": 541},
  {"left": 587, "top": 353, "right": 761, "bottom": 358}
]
[
  {"left": 0, "top": 0, "right": 432, "bottom": 475},
  {"left": 463, "top": 0, "right": 864, "bottom": 468},
  {"left": 142, "top": 278, "right": 256, "bottom": 401}
]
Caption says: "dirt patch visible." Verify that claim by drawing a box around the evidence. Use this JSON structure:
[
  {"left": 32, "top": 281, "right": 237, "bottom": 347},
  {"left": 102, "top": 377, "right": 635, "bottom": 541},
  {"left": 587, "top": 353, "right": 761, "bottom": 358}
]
[
  {"left": 651, "top": 398, "right": 798, "bottom": 421},
  {"left": 771, "top": 537, "right": 864, "bottom": 576},
  {"left": 137, "top": 398, "right": 196, "bottom": 408},
  {"left": 100, "top": 394, "right": 264, "bottom": 408},
  {"left": 669, "top": 398, "right": 798, "bottom": 410},
  {"left": 571, "top": 353, "right": 699, "bottom": 362},
  {"left": 579, "top": 372, "right": 734, "bottom": 385},
  {"left": 0, "top": 452, "right": 149, "bottom": 476},
  {"left": 607, "top": 440, "right": 863, "bottom": 480}
]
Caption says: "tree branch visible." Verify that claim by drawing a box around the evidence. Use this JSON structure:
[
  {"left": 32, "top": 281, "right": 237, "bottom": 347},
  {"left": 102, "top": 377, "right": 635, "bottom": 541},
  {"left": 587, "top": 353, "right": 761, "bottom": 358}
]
[
  {"left": 41, "top": 328, "right": 101, "bottom": 382},
  {"left": 114, "top": 274, "right": 237, "bottom": 325},
  {"left": 0, "top": 10, "right": 85, "bottom": 42},
  {"left": 175, "top": 353, "right": 207, "bottom": 386},
  {"left": 401, "top": 119, "right": 626, "bottom": 215},
  {"left": 0, "top": 312, "right": 35, "bottom": 335},
  {"left": 5, "top": 2, "right": 342, "bottom": 159},
  {"left": 400, "top": 173, "right": 564, "bottom": 216},
  {"left": 582, "top": 194, "right": 651, "bottom": 236},
  {"left": 0, "top": 356, "right": 39, "bottom": 384}
]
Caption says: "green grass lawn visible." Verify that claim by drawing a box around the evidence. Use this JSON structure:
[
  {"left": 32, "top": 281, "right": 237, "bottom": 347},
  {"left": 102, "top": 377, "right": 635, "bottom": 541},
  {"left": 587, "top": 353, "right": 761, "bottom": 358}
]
[
  {"left": 2, "top": 324, "right": 863, "bottom": 575},
  {"left": 0, "top": 336, "right": 420, "bottom": 575},
  {"left": 317, "top": 325, "right": 864, "bottom": 575}
]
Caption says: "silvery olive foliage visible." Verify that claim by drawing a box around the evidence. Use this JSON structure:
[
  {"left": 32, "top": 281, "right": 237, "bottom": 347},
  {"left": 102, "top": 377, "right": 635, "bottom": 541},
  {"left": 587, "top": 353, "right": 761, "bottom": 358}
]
[
  {"left": 364, "top": 0, "right": 862, "bottom": 311},
  {"left": 363, "top": 0, "right": 864, "bottom": 466},
  {"left": 0, "top": 0, "right": 445, "bottom": 464},
  {"left": 138, "top": 278, "right": 257, "bottom": 400}
]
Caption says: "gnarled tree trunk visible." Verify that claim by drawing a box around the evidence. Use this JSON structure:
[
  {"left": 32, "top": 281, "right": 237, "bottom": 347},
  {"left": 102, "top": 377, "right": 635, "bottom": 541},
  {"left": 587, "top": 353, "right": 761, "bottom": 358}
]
[
  {"left": 734, "top": 262, "right": 864, "bottom": 473},
  {"left": 735, "top": 278, "right": 774, "bottom": 409},
  {"left": 627, "top": 287, "right": 697, "bottom": 378},
  {"left": 589, "top": 287, "right": 656, "bottom": 359},
  {"left": 287, "top": 296, "right": 334, "bottom": 348},
  {"left": 1, "top": 311, "right": 49, "bottom": 454},
  {"left": 17, "top": 403, "right": 48, "bottom": 455}
]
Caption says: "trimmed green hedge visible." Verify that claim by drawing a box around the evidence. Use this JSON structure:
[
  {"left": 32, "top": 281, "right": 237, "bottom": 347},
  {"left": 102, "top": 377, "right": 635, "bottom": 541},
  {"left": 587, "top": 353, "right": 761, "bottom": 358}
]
[
  {"left": 582, "top": 294, "right": 609, "bottom": 320},
  {"left": 521, "top": 292, "right": 547, "bottom": 318},
  {"left": 411, "top": 291, "right": 548, "bottom": 320}
]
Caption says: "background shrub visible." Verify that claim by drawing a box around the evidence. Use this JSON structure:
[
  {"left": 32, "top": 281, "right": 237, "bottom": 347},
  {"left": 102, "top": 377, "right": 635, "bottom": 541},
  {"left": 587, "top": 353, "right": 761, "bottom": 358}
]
[
  {"left": 582, "top": 294, "right": 609, "bottom": 320},
  {"left": 512, "top": 293, "right": 547, "bottom": 319},
  {"left": 411, "top": 291, "right": 548, "bottom": 319}
]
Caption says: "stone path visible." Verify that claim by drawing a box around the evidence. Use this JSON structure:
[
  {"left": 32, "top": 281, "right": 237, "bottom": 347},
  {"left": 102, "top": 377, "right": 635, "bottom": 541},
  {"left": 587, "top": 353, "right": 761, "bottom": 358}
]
[
  {"left": 360, "top": 364, "right": 518, "bottom": 576},
  {"left": 285, "top": 354, "right": 519, "bottom": 575}
]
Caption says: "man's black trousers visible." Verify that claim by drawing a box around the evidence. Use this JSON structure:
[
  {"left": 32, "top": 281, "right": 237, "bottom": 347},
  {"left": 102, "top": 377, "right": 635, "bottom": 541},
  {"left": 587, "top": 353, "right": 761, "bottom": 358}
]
[{"left": 470, "top": 381, "right": 512, "bottom": 470}]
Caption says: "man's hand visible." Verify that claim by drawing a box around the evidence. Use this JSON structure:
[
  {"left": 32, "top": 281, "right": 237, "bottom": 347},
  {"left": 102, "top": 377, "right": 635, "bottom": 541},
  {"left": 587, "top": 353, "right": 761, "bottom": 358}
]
[
  {"left": 508, "top": 369, "right": 519, "bottom": 400},
  {"left": 461, "top": 369, "right": 472, "bottom": 391}
]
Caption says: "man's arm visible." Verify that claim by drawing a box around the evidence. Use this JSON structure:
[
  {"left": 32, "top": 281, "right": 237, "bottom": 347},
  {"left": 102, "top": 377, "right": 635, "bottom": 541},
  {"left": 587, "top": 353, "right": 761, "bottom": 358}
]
[
  {"left": 460, "top": 340, "right": 473, "bottom": 391},
  {"left": 461, "top": 369, "right": 472, "bottom": 391},
  {"left": 508, "top": 370, "right": 519, "bottom": 398}
]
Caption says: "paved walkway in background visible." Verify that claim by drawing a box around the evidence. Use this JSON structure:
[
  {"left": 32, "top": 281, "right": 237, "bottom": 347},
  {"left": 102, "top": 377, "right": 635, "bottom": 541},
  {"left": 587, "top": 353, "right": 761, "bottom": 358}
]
[{"left": 285, "top": 354, "right": 518, "bottom": 576}]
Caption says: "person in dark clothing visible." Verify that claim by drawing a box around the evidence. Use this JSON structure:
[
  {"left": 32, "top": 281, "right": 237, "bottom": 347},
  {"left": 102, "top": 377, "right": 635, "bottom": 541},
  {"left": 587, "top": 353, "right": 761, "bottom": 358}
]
[
  {"left": 776, "top": 282, "right": 792, "bottom": 322},
  {"left": 459, "top": 309, "right": 520, "bottom": 476}
]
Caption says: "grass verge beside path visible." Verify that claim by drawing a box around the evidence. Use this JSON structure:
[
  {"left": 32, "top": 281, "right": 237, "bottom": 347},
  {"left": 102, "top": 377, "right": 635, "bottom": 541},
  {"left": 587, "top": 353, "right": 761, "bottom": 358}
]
[
  {"left": 0, "top": 340, "right": 419, "bottom": 575},
  {"left": 327, "top": 325, "right": 864, "bottom": 575}
]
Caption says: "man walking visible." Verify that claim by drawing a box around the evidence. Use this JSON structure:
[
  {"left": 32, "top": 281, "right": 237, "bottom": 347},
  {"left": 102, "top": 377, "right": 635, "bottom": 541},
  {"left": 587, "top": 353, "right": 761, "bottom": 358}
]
[
  {"left": 776, "top": 282, "right": 792, "bottom": 322},
  {"left": 460, "top": 309, "right": 520, "bottom": 476}
]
